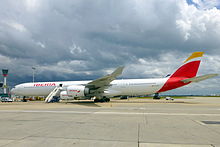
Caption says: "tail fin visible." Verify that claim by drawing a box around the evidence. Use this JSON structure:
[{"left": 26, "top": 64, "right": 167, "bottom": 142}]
[
  {"left": 158, "top": 52, "right": 217, "bottom": 93},
  {"left": 171, "top": 52, "right": 204, "bottom": 78}
]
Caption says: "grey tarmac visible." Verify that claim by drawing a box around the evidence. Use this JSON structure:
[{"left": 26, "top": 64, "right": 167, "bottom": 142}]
[{"left": 0, "top": 97, "right": 219, "bottom": 147}]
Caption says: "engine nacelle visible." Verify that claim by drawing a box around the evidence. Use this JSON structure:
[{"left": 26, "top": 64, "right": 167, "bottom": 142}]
[
  {"left": 60, "top": 91, "right": 73, "bottom": 100},
  {"left": 66, "top": 85, "right": 89, "bottom": 97}
]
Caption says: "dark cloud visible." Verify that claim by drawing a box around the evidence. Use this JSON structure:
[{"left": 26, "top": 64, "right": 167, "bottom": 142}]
[{"left": 0, "top": 0, "right": 220, "bottom": 94}]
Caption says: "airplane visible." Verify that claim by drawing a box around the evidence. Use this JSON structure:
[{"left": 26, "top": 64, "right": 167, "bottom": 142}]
[{"left": 11, "top": 52, "right": 218, "bottom": 102}]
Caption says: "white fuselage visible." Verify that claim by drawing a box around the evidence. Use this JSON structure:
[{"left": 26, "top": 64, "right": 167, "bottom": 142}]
[{"left": 11, "top": 78, "right": 169, "bottom": 97}]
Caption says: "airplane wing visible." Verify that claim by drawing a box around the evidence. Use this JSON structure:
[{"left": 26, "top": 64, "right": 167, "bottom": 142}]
[
  {"left": 181, "top": 74, "right": 218, "bottom": 83},
  {"left": 86, "top": 66, "right": 124, "bottom": 95}
]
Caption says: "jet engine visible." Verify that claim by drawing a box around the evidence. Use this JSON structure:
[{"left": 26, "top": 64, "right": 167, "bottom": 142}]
[
  {"left": 60, "top": 91, "right": 73, "bottom": 100},
  {"left": 60, "top": 85, "right": 90, "bottom": 100},
  {"left": 66, "top": 85, "right": 90, "bottom": 97}
]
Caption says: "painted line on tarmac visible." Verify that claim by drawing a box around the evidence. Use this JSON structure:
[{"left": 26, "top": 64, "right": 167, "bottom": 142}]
[
  {"left": 0, "top": 110, "right": 220, "bottom": 116},
  {"left": 94, "top": 112, "right": 220, "bottom": 116},
  {"left": 0, "top": 110, "right": 92, "bottom": 114}
]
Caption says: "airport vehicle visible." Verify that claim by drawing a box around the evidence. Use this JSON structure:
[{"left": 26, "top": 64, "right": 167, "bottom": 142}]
[
  {"left": 165, "top": 97, "right": 174, "bottom": 100},
  {"left": 1, "top": 97, "right": 13, "bottom": 102},
  {"left": 11, "top": 52, "right": 218, "bottom": 102}
]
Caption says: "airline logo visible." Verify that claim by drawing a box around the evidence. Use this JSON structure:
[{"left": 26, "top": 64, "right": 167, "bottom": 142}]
[
  {"left": 69, "top": 90, "right": 81, "bottom": 93},
  {"left": 34, "top": 83, "right": 56, "bottom": 87}
]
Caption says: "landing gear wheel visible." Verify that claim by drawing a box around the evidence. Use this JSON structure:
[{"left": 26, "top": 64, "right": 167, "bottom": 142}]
[
  {"left": 153, "top": 93, "right": 160, "bottom": 99},
  {"left": 22, "top": 96, "right": 27, "bottom": 102},
  {"left": 94, "top": 99, "right": 99, "bottom": 103},
  {"left": 102, "top": 97, "right": 110, "bottom": 102},
  {"left": 100, "top": 99, "right": 105, "bottom": 103},
  {"left": 94, "top": 98, "right": 110, "bottom": 103},
  {"left": 106, "top": 98, "right": 110, "bottom": 102}
]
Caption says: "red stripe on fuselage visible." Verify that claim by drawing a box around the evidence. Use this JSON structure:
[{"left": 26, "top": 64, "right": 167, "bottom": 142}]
[{"left": 158, "top": 60, "right": 200, "bottom": 93}]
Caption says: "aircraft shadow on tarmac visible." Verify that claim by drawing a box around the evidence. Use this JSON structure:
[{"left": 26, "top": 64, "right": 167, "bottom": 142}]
[{"left": 64, "top": 101, "right": 101, "bottom": 107}]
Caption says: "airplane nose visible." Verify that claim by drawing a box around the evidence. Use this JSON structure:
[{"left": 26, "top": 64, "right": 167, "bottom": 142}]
[{"left": 11, "top": 88, "right": 16, "bottom": 95}]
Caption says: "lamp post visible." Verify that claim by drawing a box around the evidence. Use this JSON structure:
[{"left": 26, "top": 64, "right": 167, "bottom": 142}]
[
  {"left": 2, "top": 69, "right": 8, "bottom": 94},
  {"left": 32, "top": 67, "right": 36, "bottom": 83}
]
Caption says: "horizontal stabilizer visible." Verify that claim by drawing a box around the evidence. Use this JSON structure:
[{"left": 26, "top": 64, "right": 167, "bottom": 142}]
[{"left": 181, "top": 74, "right": 218, "bottom": 83}]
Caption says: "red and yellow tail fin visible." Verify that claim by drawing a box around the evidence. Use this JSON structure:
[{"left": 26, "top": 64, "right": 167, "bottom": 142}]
[
  {"left": 171, "top": 52, "right": 204, "bottom": 78},
  {"left": 158, "top": 52, "right": 204, "bottom": 93}
]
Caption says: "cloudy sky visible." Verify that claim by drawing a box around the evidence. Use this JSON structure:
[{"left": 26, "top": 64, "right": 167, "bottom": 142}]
[{"left": 0, "top": 0, "right": 220, "bottom": 95}]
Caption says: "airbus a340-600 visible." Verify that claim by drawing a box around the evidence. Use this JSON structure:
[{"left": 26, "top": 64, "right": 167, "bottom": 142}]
[{"left": 11, "top": 52, "right": 218, "bottom": 102}]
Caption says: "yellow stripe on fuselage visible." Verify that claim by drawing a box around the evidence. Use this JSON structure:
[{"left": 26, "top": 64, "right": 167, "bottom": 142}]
[{"left": 184, "top": 52, "right": 204, "bottom": 63}]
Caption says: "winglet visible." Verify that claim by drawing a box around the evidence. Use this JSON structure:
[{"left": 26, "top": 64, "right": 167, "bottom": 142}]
[
  {"left": 184, "top": 52, "right": 204, "bottom": 63},
  {"left": 111, "top": 66, "right": 125, "bottom": 77}
]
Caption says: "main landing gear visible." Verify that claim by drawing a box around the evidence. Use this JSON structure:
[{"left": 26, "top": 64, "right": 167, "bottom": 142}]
[
  {"left": 22, "top": 96, "right": 27, "bottom": 102},
  {"left": 94, "top": 97, "right": 110, "bottom": 103},
  {"left": 153, "top": 93, "right": 161, "bottom": 99}
]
